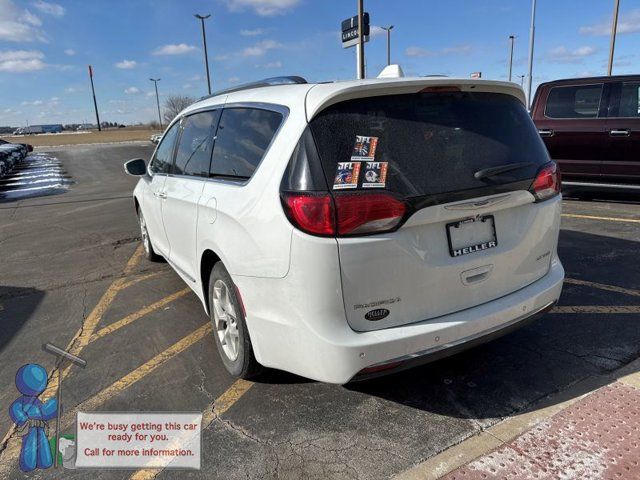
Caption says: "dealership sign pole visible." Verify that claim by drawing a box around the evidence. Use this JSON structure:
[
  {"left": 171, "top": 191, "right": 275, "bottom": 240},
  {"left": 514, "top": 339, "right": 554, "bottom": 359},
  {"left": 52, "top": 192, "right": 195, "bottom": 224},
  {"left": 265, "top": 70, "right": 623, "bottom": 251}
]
[
  {"left": 341, "top": 8, "right": 370, "bottom": 79},
  {"left": 88, "top": 65, "right": 102, "bottom": 132}
]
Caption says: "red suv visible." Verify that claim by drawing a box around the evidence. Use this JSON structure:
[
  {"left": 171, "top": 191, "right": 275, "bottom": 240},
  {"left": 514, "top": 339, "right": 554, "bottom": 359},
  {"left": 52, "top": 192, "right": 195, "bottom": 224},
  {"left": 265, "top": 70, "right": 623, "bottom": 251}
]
[{"left": 531, "top": 75, "right": 640, "bottom": 191}]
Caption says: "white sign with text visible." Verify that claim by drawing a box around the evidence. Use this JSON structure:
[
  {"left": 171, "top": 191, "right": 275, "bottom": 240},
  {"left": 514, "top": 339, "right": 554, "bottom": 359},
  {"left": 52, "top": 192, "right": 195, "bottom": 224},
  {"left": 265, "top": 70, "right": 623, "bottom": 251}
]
[{"left": 75, "top": 412, "right": 202, "bottom": 469}]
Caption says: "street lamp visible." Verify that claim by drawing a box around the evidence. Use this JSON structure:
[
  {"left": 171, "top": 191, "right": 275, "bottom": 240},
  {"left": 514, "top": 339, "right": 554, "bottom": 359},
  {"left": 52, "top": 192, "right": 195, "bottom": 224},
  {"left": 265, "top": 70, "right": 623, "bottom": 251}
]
[
  {"left": 526, "top": 0, "right": 537, "bottom": 109},
  {"left": 607, "top": 0, "right": 620, "bottom": 76},
  {"left": 194, "top": 14, "right": 212, "bottom": 95},
  {"left": 508, "top": 35, "right": 515, "bottom": 82},
  {"left": 149, "top": 78, "right": 162, "bottom": 129},
  {"left": 381, "top": 25, "right": 394, "bottom": 66}
]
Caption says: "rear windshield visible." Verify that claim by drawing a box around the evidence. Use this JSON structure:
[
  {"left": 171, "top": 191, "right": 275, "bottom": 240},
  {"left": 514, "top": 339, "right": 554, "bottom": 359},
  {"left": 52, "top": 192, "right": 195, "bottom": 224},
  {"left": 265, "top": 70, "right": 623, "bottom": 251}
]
[{"left": 309, "top": 92, "right": 550, "bottom": 197}]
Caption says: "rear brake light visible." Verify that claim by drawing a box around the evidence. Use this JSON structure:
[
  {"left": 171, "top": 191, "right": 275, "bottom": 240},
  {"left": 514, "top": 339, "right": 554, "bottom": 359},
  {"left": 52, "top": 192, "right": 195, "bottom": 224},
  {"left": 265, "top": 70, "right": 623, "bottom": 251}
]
[
  {"left": 281, "top": 192, "right": 407, "bottom": 237},
  {"left": 530, "top": 162, "right": 561, "bottom": 201},
  {"left": 335, "top": 193, "right": 407, "bottom": 235},
  {"left": 282, "top": 192, "right": 335, "bottom": 236}
]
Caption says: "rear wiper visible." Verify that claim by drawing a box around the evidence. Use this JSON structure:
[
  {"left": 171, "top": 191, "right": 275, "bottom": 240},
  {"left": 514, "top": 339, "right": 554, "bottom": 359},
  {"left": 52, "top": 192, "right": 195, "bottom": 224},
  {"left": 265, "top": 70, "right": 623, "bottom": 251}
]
[{"left": 474, "top": 161, "right": 535, "bottom": 180}]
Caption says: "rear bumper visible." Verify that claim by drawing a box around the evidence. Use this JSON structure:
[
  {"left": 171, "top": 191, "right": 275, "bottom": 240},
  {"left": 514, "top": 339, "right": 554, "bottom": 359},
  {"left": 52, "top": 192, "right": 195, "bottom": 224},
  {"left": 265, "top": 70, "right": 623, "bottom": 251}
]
[{"left": 239, "top": 258, "right": 564, "bottom": 384}]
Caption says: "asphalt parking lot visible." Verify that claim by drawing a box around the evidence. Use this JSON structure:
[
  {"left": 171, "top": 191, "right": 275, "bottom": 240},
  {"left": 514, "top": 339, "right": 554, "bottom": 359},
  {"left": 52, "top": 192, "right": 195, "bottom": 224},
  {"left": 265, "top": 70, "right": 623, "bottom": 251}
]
[{"left": 0, "top": 143, "right": 638, "bottom": 479}]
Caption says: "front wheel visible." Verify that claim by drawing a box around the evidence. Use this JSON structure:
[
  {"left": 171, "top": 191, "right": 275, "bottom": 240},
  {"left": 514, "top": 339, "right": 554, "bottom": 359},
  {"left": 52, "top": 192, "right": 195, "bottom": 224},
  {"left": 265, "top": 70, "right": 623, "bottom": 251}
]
[
  {"left": 209, "top": 262, "right": 261, "bottom": 379},
  {"left": 138, "top": 210, "right": 162, "bottom": 262}
]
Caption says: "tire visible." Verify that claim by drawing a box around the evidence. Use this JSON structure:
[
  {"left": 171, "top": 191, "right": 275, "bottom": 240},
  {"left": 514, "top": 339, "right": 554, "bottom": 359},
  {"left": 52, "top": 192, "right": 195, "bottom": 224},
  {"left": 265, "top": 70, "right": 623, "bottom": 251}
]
[
  {"left": 138, "top": 210, "right": 162, "bottom": 262},
  {"left": 208, "top": 261, "right": 262, "bottom": 379}
]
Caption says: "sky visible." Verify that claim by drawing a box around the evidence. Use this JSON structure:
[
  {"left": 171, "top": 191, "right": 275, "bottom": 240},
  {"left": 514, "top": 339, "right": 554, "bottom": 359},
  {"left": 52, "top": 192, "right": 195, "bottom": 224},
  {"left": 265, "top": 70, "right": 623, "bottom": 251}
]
[{"left": 0, "top": 0, "right": 639, "bottom": 127}]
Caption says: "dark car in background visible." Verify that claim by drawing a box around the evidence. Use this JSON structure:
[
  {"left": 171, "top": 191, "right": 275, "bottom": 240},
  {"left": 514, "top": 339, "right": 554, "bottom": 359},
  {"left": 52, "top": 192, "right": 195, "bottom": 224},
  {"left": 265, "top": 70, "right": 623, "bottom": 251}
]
[{"left": 531, "top": 75, "right": 640, "bottom": 192}]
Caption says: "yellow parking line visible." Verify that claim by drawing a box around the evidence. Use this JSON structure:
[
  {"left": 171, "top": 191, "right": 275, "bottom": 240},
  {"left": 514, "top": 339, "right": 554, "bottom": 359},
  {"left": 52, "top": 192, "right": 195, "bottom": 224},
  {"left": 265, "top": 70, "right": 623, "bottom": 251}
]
[
  {"left": 0, "top": 245, "right": 144, "bottom": 475},
  {"left": 564, "top": 277, "right": 640, "bottom": 298},
  {"left": 90, "top": 288, "right": 190, "bottom": 342},
  {"left": 42, "top": 244, "right": 146, "bottom": 400},
  {"left": 81, "top": 323, "right": 212, "bottom": 412},
  {"left": 129, "top": 378, "right": 254, "bottom": 480},
  {"left": 562, "top": 213, "right": 640, "bottom": 224},
  {"left": 119, "top": 270, "right": 164, "bottom": 290},
  {"left": 551, "top": 305, "right": 640, "bottom": 314}
]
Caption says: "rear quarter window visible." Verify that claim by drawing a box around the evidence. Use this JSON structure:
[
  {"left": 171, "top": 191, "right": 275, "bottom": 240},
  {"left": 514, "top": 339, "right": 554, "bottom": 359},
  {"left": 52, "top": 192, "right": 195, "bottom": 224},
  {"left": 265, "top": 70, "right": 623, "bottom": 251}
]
[
  {"left": 309, "top": 91, "right": 550, "bottom": 198},
  {"left": 210, "top": 107, "right": 283, "bottom": 179}
]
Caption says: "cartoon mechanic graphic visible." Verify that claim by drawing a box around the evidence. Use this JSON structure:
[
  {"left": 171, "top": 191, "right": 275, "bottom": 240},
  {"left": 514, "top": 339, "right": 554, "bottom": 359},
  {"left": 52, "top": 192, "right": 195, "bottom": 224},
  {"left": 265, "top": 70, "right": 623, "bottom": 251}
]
[{"left": 9, "top": 364, "right": 57, "bottom": 472}]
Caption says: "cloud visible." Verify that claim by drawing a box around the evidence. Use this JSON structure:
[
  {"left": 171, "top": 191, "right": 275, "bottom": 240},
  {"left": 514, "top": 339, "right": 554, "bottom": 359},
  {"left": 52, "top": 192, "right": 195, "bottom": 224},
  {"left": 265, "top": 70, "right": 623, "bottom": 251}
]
[
  {"left": 369, "top": 26, "right": 387, "bottom": 38},
  {"left": 240, "top": 28, "right": 266, "bottom": 36},
  {"left": 152, "top": 43, "right": 197, "bottom": 55},
  {"left": 226, "top": 0, "right": 300, "bottom": 16},
  {"left": 228, "top": 76, "right": 240, "bottom": 83},
  {"left": 146, "top": 91, "right": 155, "bottom": 97},
  {"left": 0, "top": 0, "right": 47, "bottom": 42},
  {"left": 580, "top": 9, "right": 640, "bottom": 36},
  {"left": 548, "top": 45, "right": 596, "bottom": 64},
  {"left": 405, "top": 44, "right": 473, "bottom": 58},
  {"left": 256, "top": 60, "right": 282, "bottom": 68},
  {"left": 124, "top": 87, "right": 140, "bottom": 94},
  {"left": 64, "top": 87, "right": 76, "bottom": 94},
  {"left": 21, "top": 99, "right": 43, "bottom": 106},
  {"left": 64, "top": 48, "right": 75, "bottom": 56},
  {"left": 31, "top": 1, "right": 65, "bottom": 17},
  {"left": 242, "top": 39, "right": 281, "bottom": 57},
  {"left": 214, "top": 54, "right": 230, "bottom": 61},
  {"left": 0, "top": 49, "right": 46, "bottom": 72},
  {"left": 115, "top": 59, "right": 137, "bottom": 69}
]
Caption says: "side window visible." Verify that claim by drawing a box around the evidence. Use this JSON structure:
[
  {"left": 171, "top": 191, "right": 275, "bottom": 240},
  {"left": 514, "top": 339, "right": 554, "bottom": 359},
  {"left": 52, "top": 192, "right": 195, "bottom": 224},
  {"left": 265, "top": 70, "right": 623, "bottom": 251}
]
[
  {"left": 618, "top": 83, "right": 640, "bottom": 118},
  {"left": 545, "top": 84, "right": 603, "bottom": 119},
  {"left": 149, "top": 122, "right": 180, "bottom": 174},
  {"left": 210, "top": 108, "right": 283, "bottom": 179},
  {"left": 173, "top": 110, "right": 219, "bottom": 177}
]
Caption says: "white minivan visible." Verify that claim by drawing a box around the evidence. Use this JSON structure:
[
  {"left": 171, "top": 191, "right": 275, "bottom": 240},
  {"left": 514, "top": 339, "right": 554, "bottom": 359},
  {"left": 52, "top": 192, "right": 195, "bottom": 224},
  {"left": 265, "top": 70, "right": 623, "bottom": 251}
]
[{"left": 125, "top": 75, "right": 564, "bottom": 384}]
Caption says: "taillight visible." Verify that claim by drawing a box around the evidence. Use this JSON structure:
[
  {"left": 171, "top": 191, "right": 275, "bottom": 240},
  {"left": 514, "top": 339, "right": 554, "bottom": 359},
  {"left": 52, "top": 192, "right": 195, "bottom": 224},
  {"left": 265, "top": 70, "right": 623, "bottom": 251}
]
[
  {"left": 530, "top": 162, "right": 561, "bottom": 202},
  {"left": 282, "top": 192, "right": 335, "bottom": 236},
  {"left": 335, "top": 193, "right": 407, "bottom": 235},
  {"left": 281, "top": 192, "right": 407, "bottom": 237}
]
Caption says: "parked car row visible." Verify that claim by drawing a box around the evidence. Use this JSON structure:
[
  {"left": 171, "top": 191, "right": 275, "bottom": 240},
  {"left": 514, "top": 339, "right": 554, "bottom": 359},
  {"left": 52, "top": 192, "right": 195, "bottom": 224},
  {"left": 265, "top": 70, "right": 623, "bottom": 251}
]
[
  {"left": 0, "top": 139, "right": 32, "bottom": 178},
  {"left": 150, "top": 133, "right": 162, "bottom": 144}
]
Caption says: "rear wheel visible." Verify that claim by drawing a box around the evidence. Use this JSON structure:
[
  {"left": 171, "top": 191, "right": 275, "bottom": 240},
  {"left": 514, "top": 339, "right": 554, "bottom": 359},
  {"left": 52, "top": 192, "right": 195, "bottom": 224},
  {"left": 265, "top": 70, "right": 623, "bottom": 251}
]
[
  {"left": 138, "top": 210, "right": 162, "bottom": 262},
  {"left": 209, "top": 262, "right": 261, "bottom": 379}
]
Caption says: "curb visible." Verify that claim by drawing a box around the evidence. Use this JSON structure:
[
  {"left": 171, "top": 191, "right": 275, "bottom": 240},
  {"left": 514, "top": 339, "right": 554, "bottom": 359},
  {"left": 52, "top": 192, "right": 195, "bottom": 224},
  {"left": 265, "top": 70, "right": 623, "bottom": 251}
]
[{"left": 394, "top": 357, "right": 640, "bottom": 480}]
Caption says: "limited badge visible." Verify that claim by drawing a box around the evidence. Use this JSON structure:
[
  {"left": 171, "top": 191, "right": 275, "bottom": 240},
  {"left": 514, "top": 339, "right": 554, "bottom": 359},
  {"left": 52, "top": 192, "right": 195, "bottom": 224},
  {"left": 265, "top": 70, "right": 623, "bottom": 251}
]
[
  {"left": 333, "top": 162, "right": 361, "bottom": 190},
  {"left": 351, "top": 135, "right": 379, "bottom": 161},
  {"left": 362, "top": 161, "right": 388, "bottom": 188}
]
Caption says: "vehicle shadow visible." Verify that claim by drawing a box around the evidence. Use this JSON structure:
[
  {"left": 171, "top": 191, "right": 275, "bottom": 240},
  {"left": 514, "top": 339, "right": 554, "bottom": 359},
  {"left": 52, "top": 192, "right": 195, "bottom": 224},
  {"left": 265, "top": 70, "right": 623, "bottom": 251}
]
[
  {"left": 345, "top": 229, "right": 639, "bottom": 422},
  {"left": 0, "top": 286, "right": 45, "bottom": 353}
]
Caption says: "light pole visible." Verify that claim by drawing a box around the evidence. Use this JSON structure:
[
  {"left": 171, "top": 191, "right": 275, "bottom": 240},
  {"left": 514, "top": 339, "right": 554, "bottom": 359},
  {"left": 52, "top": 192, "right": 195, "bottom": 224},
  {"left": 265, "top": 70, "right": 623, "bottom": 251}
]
[
  {"left": 357, "top": 0, "right": 365, "bottom": 79},
  {"left": 508, "top": 35, "right": 515, "bottom": 82},
  {"left": 526, "top": 0, "right": 537, "bottom": 109},
  {"left": 149, "top": 78, "right": 162, "bottom": 129},
  {"left": 519, "top": 74, "right": 525, "bottom": 87},
  {"left": 195, "top": 14, "right": 212, "bottom": 95},
  {"left": 381, "top": 25, "right": 394, "bottom": 66},
  {"left": 607, "top": 0, "right": 620, "bottom": 76}
]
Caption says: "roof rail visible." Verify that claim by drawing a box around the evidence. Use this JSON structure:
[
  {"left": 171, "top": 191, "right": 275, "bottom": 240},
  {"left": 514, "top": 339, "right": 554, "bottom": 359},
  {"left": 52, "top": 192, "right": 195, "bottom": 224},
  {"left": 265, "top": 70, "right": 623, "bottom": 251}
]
[{"left": 199, "top": 76, "right": 307, "bottom": 101}]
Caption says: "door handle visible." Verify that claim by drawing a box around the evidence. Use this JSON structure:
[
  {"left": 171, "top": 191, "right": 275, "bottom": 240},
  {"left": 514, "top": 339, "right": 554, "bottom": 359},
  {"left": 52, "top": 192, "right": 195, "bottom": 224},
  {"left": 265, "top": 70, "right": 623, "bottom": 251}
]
[
  {"left": 609, "top": 129, "right": 630, "bottom": 137},
  {"left": 154, "top": 191, "right": 167, "bottom": 199},
  {"left": 538, "top": 129, "right": 554, "bottom": 137}
]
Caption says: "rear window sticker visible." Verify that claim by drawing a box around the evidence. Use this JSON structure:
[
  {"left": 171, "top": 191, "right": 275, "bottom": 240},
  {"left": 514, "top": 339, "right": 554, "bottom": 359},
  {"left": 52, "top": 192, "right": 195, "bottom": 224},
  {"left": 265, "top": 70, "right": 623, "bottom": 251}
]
[
  {"left": 362, "top": 161, "right": 388, "bottom": 188},
  {"left": 351, "top": 135, "right": 379, "bottom": 160},
  {"left": 333, "top": 162, "right": 361, "bottom": 189}
]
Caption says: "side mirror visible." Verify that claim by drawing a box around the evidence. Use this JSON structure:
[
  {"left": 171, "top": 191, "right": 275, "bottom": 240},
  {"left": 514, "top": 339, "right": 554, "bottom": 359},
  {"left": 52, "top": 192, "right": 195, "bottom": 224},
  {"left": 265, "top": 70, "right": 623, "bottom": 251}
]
[{"left": 124, "top": 158, "right": 147, "bottom": 176}]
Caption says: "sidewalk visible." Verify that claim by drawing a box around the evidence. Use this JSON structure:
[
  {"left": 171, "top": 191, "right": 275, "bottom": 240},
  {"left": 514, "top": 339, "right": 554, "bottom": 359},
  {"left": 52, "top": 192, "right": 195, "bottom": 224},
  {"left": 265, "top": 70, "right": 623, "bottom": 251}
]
[{"left": 397, "top": 359, "right": 640, "bottom": 480}]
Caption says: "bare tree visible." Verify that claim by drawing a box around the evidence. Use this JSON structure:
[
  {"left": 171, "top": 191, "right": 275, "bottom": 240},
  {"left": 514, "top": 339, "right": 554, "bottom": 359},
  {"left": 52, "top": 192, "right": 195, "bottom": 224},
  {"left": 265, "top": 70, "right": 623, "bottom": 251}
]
[{"left": 163, "top": 95, "right": 196, "bottom": 123}]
